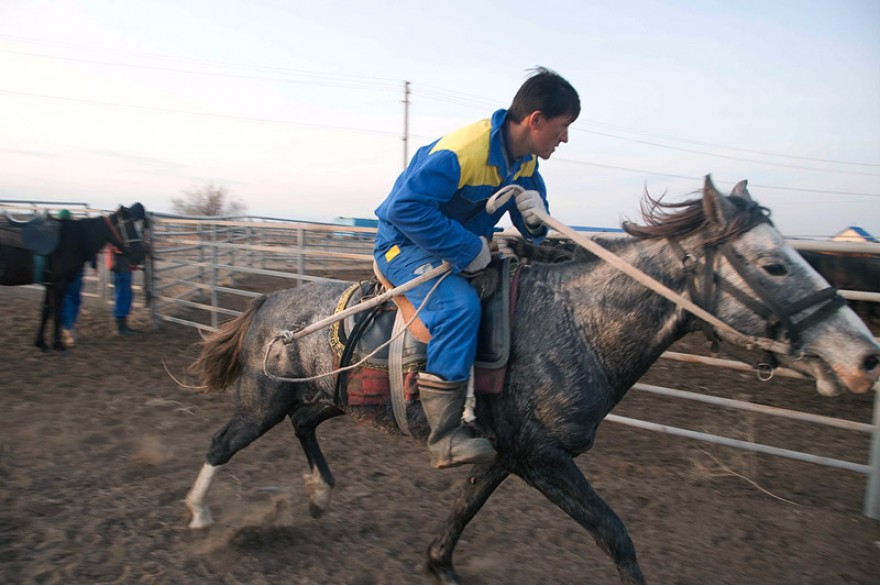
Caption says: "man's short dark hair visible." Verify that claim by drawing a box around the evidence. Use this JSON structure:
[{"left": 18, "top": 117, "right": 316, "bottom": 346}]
[{"left": 508, "top": 67, "right": 580, "bottom": 124}]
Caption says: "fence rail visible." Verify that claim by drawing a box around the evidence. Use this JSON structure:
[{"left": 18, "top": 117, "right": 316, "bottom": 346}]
[{"left": 3, "top": 200, "right": 878, "bottom": 519}]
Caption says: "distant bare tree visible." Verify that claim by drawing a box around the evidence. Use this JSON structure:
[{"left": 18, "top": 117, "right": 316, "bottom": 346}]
[{"left": 170, "top": 184, "right": 246, "bottom": 216}]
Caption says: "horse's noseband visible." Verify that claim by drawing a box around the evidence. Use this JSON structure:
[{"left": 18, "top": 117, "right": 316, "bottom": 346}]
[{"left": 668, "top": 237, "right": 846, "bottom": 362}]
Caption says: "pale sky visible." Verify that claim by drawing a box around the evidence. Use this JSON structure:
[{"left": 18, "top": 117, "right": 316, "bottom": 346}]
[{"left": 1, "top": 0, "right": 878, "bottom": 238}]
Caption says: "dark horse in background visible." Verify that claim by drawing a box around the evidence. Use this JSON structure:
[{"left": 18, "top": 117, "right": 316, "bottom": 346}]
[
  {"left": 184, "top": 178, "right": 880, "bottom": 584},
  {"left": 798, "top": 249, "right": 880, "bottom": 326},
  {"left": 0, "top": 204, "right": 146, "bottom": 352}
]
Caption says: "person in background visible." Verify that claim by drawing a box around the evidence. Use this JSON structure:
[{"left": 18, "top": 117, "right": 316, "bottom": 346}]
[
  {"left": 373, "top": 67, "right": 580, "bottom": 468},
  {"left": 106, "top": 244, "right": 139, "bottom": 335},
  {"left": 61, "top": 265, "right": 84, "bottom": 346}
]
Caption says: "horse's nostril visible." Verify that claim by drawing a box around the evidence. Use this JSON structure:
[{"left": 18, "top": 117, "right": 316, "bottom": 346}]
[{"left": 864, "top": 354, "right": 880, "bottom": 374}]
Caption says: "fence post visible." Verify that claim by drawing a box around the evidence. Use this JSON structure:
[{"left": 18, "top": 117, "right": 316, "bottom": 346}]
[
  {"left": 864, "top": 386, "right": 880, "bottom": 519},
  {"left": 197, "top": 223, "right": 206, "bottom": 302},
  {"left": 210, "top": 222, "right": 218, "bottom": 329},
  {"left": 296, "top": 226, "right": 305, "bottom": 286},
  {"left": 145, "top": 221, "right": 158, "bottom": 331},
  {"left": 247, "top": 226, "right": 255, "bottom": 269},
  {"left": 227, "top": 223, "right": 237, "bottom": 287}
]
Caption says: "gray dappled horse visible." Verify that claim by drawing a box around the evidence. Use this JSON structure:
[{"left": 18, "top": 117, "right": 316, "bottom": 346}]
[
  {"left": 0, "top": 205, "right": 146, "bottom": 351},
  {"left": 185, "top": 177, "right": 880, "bottom": 585}
]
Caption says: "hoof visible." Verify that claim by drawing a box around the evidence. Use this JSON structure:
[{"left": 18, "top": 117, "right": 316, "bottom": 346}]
[
  {"left": 303, "top": 472, "right": 332, "bottom": 519},
  {"left": 186, "top": 501, "right": 214, "bottom": 529},
  {"left": 426, "top": 560, "right": 462, "bottom": 585}
]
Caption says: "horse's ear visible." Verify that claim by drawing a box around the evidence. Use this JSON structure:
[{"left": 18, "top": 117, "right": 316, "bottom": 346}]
[
  {"left": 731, "top": 179, "right": 753, "bottom": 201},
  {"left": 702, "top": 175, "right": 729, "bottom": 227}
]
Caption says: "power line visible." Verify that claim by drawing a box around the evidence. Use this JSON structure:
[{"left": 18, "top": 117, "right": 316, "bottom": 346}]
[
  {"left": 0, "top": 34, "right": 403, "bottom": 87},
  {"left": 552, "top": 157, "right": 880, "bottom": 198},
  {"left": 577, "top": 120, "right": 880, "bottom": 168},
  {"left": 4, "top": 87, "right": 875, "bottom": 200},
  {"left": 576, "top": 128, "right": 880, "bottom": 177},
  {"left": 0, "top": 48, "right": 400, "bottom": 92},
  {"left": 0, "top": 88, "right": 401, "bottom": 137},
  {"left": 3, "top": 36, "right": 877, "bottom": 198},
  {"left": 5, "top": 34, "right": 875, "bottom": 170}
]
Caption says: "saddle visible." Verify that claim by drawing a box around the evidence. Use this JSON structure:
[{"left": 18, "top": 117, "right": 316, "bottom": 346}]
[
  {"left": 330, "top": 256, "right": 520, "bottom": 411},
  {"left": 0, "top": 212, "right": 62, "bottom": 256}
]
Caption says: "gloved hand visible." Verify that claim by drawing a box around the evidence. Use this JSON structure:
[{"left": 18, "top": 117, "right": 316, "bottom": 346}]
[
  {"left": 463, "top": 236, "right": 491, "bottom": 274},
  {"left": 515, "top": 189, "right": 545, "bottom": 230}
]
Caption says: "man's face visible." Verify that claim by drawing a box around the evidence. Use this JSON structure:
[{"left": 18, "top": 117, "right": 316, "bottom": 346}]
[{"left": 532, "top": 113, "right": 573, "bottom": 160}]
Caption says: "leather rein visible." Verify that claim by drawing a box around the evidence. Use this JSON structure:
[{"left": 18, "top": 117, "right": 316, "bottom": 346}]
[{"left": 666, "top": 237, "right": 845, "bottom": 376}]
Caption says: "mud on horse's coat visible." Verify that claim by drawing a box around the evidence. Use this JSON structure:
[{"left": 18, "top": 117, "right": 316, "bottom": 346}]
[{"left": 184, "top": 177, "right": 880, "bottom": 585}]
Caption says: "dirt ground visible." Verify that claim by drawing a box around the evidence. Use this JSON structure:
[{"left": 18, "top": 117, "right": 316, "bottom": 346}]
[{"left": 1, "top": 281, "right": 879, "bottom": 585}]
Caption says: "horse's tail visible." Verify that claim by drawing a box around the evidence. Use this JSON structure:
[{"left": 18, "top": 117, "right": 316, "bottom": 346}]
[{"left": 191, "top": 295, "right": 268, "bottom": 392}]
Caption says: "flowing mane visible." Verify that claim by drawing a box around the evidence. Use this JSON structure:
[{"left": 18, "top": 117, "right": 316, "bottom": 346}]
[{"left": 622, "top": 190, "right": 773, "bottom": 246}]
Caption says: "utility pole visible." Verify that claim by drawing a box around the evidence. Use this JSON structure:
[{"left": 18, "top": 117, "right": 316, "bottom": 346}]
[{"left": 402, "top": 80, "right": 410, "bottom": 171}]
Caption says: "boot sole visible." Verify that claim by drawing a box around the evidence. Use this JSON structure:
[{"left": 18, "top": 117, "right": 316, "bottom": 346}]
[{"left": 430, "top": 451, "right": 496, "bottom": 469}]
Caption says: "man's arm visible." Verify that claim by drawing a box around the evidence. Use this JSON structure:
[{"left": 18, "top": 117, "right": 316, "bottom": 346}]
[{"left": 384, "top": 151, "right": 485, "bottom": 272}]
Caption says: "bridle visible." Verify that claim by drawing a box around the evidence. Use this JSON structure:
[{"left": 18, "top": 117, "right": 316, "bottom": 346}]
[
  {"left": 104, "top": 208, "right": 142, "bottom": 256},
  {"left": 667, "top": 233, "right": 846, "bottom": 377},
  {"left": 519, "top": 193, "right": 846, "bottom": 381}
]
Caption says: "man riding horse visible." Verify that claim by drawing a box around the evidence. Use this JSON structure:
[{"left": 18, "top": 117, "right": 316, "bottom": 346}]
[{"left": 372, "top": 67, "right": 581, "bottom": 468}]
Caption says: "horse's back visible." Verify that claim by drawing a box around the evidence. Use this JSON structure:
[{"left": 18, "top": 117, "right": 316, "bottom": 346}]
[{"left": 244, "top": 279, "right": 356, "bottom": 356}]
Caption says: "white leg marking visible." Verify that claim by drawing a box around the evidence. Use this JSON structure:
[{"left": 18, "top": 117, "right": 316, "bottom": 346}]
[
  {"left": 185, "top": 463, "right": 218, "bottom": 529},
  {"left": 303, "top": 468, "right": 332, "bottom": 516}
]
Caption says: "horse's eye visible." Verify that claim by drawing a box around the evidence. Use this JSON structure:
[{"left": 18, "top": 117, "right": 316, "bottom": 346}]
[{"left": 762, "top": 263, "right": 787, "bottom": 276}]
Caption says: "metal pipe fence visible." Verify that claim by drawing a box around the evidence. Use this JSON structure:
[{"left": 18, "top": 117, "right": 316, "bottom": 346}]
[
  {"left": 146, "top": 214, "right": 880, "bottom": 518},
  {"left": 3, "top": 199, "right": 877, "bottom": 518}
]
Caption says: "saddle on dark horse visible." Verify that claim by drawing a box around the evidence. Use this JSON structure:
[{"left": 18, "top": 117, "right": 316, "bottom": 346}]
[
  {"left": 0, "top": 213, "right": 63, "bottom": 284},
  {"left": 330, "top": 256, "right": 520, "bottom": 410},
  {"left": 0, "top": 212, "right": 62, "bottom": 256}
]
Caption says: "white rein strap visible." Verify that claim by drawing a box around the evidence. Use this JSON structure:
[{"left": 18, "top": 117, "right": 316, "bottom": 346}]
[
  {"left": 530, "top": 207, "right": 792, "bottom": 356},
  {"left": 278, "top": 261, "right": 451, "bottom": 343}
]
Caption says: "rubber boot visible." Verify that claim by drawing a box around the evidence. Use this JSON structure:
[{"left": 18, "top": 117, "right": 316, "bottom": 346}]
[
  {"left": 116, "top": 317, "right": 136, "bottom": 336},
  {"left": 418, "top": 372, "right": 496, "bottom": 469}
]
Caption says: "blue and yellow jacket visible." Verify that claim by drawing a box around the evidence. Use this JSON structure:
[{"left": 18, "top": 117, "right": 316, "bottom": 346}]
[{"left": 374, "top": 109, "right": 548, "bottom": 273}]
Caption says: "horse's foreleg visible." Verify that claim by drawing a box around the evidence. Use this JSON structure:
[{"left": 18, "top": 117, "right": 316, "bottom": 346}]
[
  {"left": 51, "top": 283, "right": 66, "bottom": 351},
  {"left": 427, "top": 462, "right": 509, "bottom": 585},
  {"left": 290, "top": 404, "right": 343, "bottom": 518},
  {"left": 523, "top": 455, "right": 646, "bottom": 585},
  {"left": 34, "top": 286, "right": 50, "bottom": 351}
]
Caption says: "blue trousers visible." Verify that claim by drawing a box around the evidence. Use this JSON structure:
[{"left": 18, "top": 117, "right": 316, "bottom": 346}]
[
  {"left": 375, "top": 245, "right": 480, "bottom": 383},
  {"left": 113, "top": 271, "right": 133, "bottom": 319},
  {"left": 62, "top": 268, "right": 84, "bottom": 329}
]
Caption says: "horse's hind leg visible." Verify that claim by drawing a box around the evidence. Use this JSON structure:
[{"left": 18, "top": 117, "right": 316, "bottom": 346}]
[
  {"left": 427, "top": 462, "right": 509, "bottom": 585},
  {"left": 522, "top": 454, "right": 646, "bottom": 585},
  {"left": 289, "top": 403, "right": 343, "bottom": 519},
  {"left": 185, "top": 379, "right": 297, "bottom": 529},
  {"left": 51, "top": 283, "right": 67, "bottom": 351}
]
